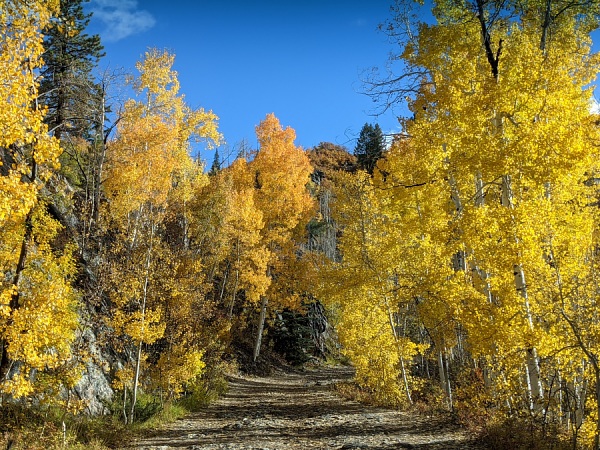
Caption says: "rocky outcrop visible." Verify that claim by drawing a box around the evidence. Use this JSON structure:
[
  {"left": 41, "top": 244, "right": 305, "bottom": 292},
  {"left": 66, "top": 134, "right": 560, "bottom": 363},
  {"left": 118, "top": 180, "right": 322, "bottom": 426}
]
[{"left": 73, "top": 328, "right": 114, "bottom": 415}]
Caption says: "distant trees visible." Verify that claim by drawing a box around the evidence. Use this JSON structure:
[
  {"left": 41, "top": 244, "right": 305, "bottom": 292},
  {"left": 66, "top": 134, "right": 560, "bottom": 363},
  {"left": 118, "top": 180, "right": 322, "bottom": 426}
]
[
  {"left": 208, "top": 149, "right": 222, "bottom": 176},
  {"left": 306, "top": 142, "right": 356, "bottom": 260}
]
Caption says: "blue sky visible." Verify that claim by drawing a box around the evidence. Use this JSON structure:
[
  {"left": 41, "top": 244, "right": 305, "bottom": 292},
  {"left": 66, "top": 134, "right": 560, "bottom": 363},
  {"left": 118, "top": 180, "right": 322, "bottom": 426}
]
[{"left": 85, "top": 0, "right": 404, "bottom": 165}]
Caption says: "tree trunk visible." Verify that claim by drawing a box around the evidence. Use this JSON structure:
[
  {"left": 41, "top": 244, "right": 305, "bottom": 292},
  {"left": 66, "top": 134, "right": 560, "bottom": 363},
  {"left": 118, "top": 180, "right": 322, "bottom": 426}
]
[
  {"left": 438, "top": 349, "right": 453, "bottom": 409},
  {"left": 122, "top": 386, "right": 128, "bottom": 424},
  {"left": 502, "top": 175, "right": 544, "bottom": 411},
  {"left": 130, "top": 340, "right": 143, "bottom": 424},
  {"left": 515, "top": 263, "right": 544, "bottom": 410},
  {"left": 0, "top": 210, "right": 34, "bottom": 382},
  {"left": 253, "top": 296, "right": 268, "bottom": 362},
  {"left": 475, "top": 170, "right": 485, "bottom": 206},
  {"left": 130, "top": 221, "right": 154, "bottom": 423},
  {"left": 92, "top": 82, "right": 108, "bottom": 225},
  {"left": 386, "top": 308, "right": 412, "bottom": 404},
  {"left": 540, "top": 0, "right": 552, "bottom": 53},
  {"left": 228, "top": 267, "right": 240, "bottom": 319},
  {"left": 594, "top": 366, "right": 600, "bottom": 450}
]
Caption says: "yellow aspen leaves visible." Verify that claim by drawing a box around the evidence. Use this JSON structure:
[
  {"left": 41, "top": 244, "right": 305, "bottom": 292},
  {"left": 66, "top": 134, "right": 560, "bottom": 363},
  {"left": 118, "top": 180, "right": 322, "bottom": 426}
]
[
  {"left": 0, "top": 1, "right": 80, "bottom": 401},
  {"left": 102, "top": 50, "right": 220, "bottom": 418},
  {"left": 317, "top": 1, "right": 600, "bottom": 446},
  {"left": 2, "top": 206, "right": 79, "bottom": 398}
]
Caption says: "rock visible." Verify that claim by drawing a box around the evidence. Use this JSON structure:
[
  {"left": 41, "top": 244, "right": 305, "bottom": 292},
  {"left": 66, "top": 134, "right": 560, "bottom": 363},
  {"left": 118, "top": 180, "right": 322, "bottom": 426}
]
[{"left": 72, "top": 328, "right": 114, "bottom": 415}]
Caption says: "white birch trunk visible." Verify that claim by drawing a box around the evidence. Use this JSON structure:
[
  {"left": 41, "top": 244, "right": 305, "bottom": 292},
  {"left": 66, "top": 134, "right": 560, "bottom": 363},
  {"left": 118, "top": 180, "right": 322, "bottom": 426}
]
[
  {"left": 130, "top": 218, "right": 155, "bottom": 423},
  {"left": 576, "top": 360, "right": 588, "bottom": 429},
  {"left": 444, "top": 349, "right": 453, "bottom": 410},
  {"left": 502, "top": 175, "right": 544, "bottom": 411},
  {"left": 549, "top": 367, "right": 563, "bottom": 425},
  {"left": 253, "top": 296, "right": 268, "bottom": 362},
  {"left": 437, "top": 349, "right": 452, "bottom": 409},
  {"left": 228, "top": 267, "right": 239, "bottom": 319},
  {"left": 385, "top": 309, "right": 412, "bottom": 405},
  {"left": 475, "top": 171, "right": 485, "bottom": 206}
]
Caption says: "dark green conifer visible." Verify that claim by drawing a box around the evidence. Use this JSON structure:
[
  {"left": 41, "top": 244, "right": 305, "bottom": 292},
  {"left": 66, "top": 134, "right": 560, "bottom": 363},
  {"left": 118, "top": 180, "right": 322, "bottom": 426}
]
[
  {"left": 354, "top": 123, "right": 386, "bottom": 175},
  {"left": 209, "top": 149, "right": 222, "bottom": 176},
  {"left": 39, "top": 0, "right": 104, "bottom": 140}
]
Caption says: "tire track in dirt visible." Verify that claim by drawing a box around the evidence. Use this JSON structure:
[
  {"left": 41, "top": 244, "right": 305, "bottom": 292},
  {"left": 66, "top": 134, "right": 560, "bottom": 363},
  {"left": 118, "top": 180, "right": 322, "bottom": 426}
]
[{"left": 125, "top": 366, "right": 483, "bottom": 449}]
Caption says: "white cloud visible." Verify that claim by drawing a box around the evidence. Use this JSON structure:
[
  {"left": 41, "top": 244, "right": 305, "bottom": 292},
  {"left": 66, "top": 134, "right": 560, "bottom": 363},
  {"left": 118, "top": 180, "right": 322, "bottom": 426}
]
[
  {"left": 92, "top": 0, "right": 155, "bottom": 42},
  {"left": 590, "top": 97, "right": 600, "bottom": 115}
]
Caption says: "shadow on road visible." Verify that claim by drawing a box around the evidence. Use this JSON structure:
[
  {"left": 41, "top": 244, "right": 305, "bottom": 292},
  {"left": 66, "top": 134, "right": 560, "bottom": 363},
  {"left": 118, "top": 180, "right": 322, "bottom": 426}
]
[{"left": 127, "top": 366, "right": 481, "bottom": 450}]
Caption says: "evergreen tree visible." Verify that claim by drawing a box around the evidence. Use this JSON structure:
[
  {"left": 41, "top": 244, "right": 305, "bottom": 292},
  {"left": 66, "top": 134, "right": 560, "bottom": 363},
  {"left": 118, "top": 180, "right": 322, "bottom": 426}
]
[
  {"left": 209, "top": 148, "right": 222, "bottom": 176},
  {"left": 354, "top": 123, "right": 385, "bottom": 175},
  {"left": 39, "top": 0, "right": 104, "bottom": 140}
]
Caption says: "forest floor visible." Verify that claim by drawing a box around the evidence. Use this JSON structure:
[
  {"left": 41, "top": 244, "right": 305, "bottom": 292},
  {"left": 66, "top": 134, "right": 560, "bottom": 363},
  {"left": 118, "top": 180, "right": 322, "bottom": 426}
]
[{"left": 123, "top": 365, "right": 484, "bottom": 450}]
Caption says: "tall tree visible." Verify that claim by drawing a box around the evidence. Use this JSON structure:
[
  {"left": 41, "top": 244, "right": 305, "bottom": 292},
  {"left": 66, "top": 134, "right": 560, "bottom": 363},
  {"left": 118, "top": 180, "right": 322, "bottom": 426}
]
[
  {"left": 351, "top": 0, "right": 600, "bottom": 445},
  {"left": 354, "top": 123, "right": 385, "bottom": 175},
  {"left": 102, "top": 49, "right": 221, "bottom": 423},
  {"left": 39, "top": 0, "right": 104, "bottom": 141},
  {"left": 0, "top": 0, "right": 80, "bottom": 401},
  {"left": 318, "top": 169, "right": 427, "bottom": 406},
  {"left": 208, "top": 148, "right": 222, "bottom": 176},
  {"left": 250, "top": 114, "right": 314, "bottom": 361}
]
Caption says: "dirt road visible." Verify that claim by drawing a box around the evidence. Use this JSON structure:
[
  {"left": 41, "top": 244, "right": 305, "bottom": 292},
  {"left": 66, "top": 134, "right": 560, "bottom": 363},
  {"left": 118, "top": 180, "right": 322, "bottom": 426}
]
[{"left": 126, "top": 366, "right": 482, "bottom": 449}]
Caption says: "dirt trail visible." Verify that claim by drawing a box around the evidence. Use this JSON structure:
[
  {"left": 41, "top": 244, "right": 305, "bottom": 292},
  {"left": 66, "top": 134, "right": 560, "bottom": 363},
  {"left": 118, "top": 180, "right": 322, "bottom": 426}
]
[{"left": 125, "top": 366, "right": 483, "bottom": 449}]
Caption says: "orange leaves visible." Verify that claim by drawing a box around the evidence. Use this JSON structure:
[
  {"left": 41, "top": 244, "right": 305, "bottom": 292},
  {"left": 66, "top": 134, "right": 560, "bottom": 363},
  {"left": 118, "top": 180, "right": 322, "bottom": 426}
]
[
  {"left": 253, "top": 113, "right": 314, "bottom": 245},
  {"left": 252, "top": 114, "right": 314, "bottom": 290}
]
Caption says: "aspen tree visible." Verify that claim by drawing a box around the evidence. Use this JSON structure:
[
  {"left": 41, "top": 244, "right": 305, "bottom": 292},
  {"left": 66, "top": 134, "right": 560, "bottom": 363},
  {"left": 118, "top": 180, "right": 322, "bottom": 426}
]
[
  {"left": 103, "top": 49, "right": 220, "bottom": 422},
  {"left": 250, "top": 114, "right": 313, "bottom": 361},
  {"left": 0, "top": 1, "right": 82, "bottom": 400},
  {"left": 371, "top": 0, "right": 600, "bottom": 442},
  {"left": 190, "top": 157, "right": 269, "bottom": 321},
  {"left": 317, "top": 164, "right": 436, "bottom": 405}
]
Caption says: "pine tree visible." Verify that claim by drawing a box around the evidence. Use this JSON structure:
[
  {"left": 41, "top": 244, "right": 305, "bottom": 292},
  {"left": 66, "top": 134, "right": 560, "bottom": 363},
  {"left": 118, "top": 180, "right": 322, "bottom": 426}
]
[
  {"left": 354, "top": 123, "right": 385, "bottom": 175},
  {"left": 39, "top": 0, "right": 104, "bottom": 140},
  {"left": 209, "top": 149, "right": 221, "bottom": 176}
]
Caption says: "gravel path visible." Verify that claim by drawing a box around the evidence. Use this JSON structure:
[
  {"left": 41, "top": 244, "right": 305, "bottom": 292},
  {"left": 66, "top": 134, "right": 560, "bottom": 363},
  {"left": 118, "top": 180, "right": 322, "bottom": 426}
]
[{"left": 125, "top": 366, "right": 483, "bottom": 449}]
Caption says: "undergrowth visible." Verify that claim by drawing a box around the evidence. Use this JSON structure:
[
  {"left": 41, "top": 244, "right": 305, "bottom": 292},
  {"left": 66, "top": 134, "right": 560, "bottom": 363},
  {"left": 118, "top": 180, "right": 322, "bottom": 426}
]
[
  {"left": 0, "top": 362, "right": 231, "bottom": 449},
  {"left": 333, "top": 376, "right": 575, "bottom": 450}
]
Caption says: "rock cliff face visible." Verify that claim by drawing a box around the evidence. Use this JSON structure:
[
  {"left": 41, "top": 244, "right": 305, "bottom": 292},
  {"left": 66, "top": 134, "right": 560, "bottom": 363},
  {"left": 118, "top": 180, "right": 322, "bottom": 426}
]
[{"left": 73, "top": 328, "right": 114, "bottom": 415}]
